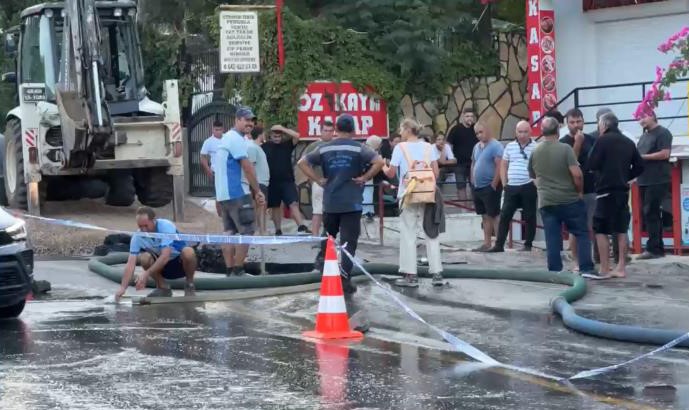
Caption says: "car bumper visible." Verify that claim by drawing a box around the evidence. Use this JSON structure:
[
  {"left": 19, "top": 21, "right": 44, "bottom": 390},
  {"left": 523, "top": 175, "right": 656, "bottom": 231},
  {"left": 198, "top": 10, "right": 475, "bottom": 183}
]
[{"left": 0, "top": 242, "right": 34, "bottom": 308}]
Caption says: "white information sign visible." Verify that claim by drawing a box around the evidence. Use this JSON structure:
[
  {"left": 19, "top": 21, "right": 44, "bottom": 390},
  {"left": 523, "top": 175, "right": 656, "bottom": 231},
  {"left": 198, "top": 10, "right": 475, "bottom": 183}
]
[{"left": 219, "top": 11, "right": 260, "bottom": 73}]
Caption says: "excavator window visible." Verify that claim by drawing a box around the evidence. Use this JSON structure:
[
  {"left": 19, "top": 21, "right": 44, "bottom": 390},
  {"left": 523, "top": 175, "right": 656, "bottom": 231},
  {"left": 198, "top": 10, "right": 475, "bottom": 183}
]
[{"left": 19, "top": 16, "right": 44, "bottom": 85}]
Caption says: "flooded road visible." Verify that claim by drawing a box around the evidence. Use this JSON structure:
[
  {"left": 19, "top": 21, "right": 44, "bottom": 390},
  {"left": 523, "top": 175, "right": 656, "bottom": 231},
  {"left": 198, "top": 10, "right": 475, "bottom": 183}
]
[{"left": 1, "top": 260, "right": 689, "bottom": 409}]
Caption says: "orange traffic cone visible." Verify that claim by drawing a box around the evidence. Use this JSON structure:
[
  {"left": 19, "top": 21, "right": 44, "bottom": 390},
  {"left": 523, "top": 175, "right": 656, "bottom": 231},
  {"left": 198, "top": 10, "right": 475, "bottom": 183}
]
[{"left": 303, "top": 237, "right": 363, "bottom": 340}]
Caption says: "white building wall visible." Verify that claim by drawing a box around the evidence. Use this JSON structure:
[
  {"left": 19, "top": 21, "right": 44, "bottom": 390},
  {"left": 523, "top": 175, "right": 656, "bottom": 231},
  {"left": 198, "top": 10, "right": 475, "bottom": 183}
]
[{"left": 555, "top": 0, "right": 689, "bottom": 137}]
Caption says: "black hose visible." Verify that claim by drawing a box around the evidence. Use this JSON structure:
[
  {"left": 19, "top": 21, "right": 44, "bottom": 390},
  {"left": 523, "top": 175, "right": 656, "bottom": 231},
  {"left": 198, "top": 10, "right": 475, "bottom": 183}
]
[{"left": 89, "top": 253, "right": 689, "bottom": 347}]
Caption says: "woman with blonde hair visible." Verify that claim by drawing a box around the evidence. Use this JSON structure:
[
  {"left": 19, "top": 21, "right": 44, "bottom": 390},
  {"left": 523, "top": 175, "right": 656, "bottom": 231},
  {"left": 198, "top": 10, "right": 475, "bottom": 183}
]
[{"left": 383, "top": 119, "right": 444, "bottom": 287}]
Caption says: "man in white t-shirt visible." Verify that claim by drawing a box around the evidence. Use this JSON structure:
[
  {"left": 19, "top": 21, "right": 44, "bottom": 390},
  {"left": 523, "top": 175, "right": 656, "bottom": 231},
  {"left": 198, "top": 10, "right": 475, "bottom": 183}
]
[
  {"left": 200, "top": 120, "right": 225, "bottom": 215},
  {"left": 200, "top": 120, "right": 224, "bottom": 178},
  {"left": 301, "top": 121, "right": 335, "bottom": 234},
  {"left": 487, "top": 121, "right": 538, "bottom": 253}
]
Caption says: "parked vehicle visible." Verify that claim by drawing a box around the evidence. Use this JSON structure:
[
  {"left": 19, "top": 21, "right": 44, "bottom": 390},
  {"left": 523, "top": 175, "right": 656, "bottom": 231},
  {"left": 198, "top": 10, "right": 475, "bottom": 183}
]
[{"left": 0, "top": 207, "right": 33, "bottom": 319}]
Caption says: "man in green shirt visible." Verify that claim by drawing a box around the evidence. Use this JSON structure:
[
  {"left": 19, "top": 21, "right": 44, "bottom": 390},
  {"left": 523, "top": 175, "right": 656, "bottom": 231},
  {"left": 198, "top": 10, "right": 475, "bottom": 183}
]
[{"left": 528, "top": 116, "right": 594, "bottom": 274}]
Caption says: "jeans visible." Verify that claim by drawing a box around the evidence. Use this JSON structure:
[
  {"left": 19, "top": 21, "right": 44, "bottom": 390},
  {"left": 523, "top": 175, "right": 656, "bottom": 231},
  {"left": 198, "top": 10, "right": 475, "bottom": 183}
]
[
  {"left": 362, "top": 182, "right": 374, "bottom": 215},
  {"left": 495, "top": 182, "right": 537, "bottom": 249},
  {"left": 319, "top": 212, "right": 362, "bottom": 278},
  {"left": 399, "top": 203, "right": 442, "bottom": 275},
  {"left": 640, "top": 183, "right": 669, "bottom": 255},
  {"left": 540, "top": 200, "right": 594, "bottom": 272}
]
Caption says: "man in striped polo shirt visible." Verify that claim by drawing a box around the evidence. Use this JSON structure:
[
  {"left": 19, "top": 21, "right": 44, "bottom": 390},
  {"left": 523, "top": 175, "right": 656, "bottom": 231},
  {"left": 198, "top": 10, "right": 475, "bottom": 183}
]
[{"left": 487, "top": 121, "right": 538, "bottom": 252}]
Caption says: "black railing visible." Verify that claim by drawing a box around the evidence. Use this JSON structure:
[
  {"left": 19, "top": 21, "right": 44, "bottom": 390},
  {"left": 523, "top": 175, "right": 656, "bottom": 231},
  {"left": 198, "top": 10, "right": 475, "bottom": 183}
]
[{"left": 533, "top": 78, "right": 689, "bottom": 130}]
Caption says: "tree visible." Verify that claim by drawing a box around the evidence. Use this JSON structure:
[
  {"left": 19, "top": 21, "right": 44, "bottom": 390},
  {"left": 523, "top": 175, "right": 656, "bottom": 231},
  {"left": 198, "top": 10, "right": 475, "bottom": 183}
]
[{"left": 286, "top": 0, "right": 498, "bottom": 100}]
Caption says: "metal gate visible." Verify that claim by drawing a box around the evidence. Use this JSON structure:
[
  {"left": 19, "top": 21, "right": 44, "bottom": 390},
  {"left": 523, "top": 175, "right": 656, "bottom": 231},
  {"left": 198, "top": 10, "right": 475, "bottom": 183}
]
[{"left": 187, "top": 100, "right": 236, "bottom": 197}]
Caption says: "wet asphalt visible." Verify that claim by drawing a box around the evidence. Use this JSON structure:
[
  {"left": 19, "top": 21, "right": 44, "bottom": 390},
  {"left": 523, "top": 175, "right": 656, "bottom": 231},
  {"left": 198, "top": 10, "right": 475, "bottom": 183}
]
[{"left": 1, "top": 259, "right": 689, "bottom": 409}]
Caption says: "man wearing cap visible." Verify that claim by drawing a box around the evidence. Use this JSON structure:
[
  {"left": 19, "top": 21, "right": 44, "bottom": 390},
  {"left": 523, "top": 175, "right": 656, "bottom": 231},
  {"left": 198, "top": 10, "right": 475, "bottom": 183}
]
[
  {"left": 298, "top": 114, "right": 385, "bottom": 295},
  {"left": 215, "top": 106, "right": 266, "bottom": 276},
  {"left": 263, "top": 124, "right": 310, "bottom": 235}
]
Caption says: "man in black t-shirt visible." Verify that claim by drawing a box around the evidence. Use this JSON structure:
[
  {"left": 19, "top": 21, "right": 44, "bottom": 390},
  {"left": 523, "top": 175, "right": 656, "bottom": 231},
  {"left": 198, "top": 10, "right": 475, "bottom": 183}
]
[
  {"left": 262, "top": 125, "right": 310, "bottom": 235},
  {"left": 560, "top": 108, "right": 596, "bottom": 269},
  {"left": 447, "top": 107, "right": 478, "bottom": 202},
  {"left": 636, "top": 112, "right": 673, "bottom": 259}
]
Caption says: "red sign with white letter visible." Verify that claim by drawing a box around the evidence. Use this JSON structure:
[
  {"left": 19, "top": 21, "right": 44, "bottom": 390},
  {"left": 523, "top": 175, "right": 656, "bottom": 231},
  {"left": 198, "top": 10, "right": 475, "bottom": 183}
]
[
  {"left": 297, "top": 82, "right": 389, "bottom": 139},
  {"left": 526, "top": 0, "right": 557, "bottom": 134}
]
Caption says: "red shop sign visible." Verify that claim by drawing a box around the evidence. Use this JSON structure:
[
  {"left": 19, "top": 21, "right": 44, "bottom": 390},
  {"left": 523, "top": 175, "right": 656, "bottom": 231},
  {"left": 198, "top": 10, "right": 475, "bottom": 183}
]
[
  {"left": 297, "top": 81, "right": 389, "bottom": 139},
  {"left": 526, "top": 0, "right": 557, "bottom": 134}
]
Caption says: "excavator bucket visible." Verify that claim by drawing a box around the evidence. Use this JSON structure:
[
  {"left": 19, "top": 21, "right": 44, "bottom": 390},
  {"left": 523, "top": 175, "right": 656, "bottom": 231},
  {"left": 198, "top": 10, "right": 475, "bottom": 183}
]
[{"left": 56, "top": 89, "right": 88, "bottom": 166}]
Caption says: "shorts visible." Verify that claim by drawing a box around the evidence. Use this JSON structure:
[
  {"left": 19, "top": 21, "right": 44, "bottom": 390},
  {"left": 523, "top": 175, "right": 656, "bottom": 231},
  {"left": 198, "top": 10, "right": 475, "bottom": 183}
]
[
  {"left": 593, "top": 192, "right": 630, "bottom": 235},
  {"left": 219, "top": 194, "right": 255, "bottom": 235},
  {"left": 583, "top": 193, "right": 597, "bottom": 230},
  {"left": 454, "top": 163, "right": 471, "bottom": 189},
  {"left": 268, "top": 180, "right": 299, "bottom": 208},
  {"left": 139, "top": 252, "right": 186, "bottom": 280},
  {"left": 311, "top": 182, "right": 324, "bottom": 215},
  {"left": 473, "top": 185, "right": 502, "bottom": 217}
]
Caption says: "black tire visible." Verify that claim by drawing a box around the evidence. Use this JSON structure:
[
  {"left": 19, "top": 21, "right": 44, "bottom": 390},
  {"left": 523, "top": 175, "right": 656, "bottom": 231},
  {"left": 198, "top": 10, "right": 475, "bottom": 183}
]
[
  {"left": 46, "top": 177, "right": 82, "bottom": 201},
  {"left": 133, "top": 167, "right": 173, "bottom": 208},
  {"left": 4, "top": 119, "right": 28, "bottom": 209},
  {"left": 80, "top": 178, "right": 108, "bottom": 199},
  {"left": 0, "top": 300, "right": 25, "bottom": 319},
  {"left": 105, "top": 171, "right": 136, "bottom": 206}
]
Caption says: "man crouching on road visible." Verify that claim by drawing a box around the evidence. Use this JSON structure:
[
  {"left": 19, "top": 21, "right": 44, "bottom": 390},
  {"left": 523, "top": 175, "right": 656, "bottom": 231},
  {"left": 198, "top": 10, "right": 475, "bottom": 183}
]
[{"left": 115, "top": 207, "right": 197, "bottom": 301}]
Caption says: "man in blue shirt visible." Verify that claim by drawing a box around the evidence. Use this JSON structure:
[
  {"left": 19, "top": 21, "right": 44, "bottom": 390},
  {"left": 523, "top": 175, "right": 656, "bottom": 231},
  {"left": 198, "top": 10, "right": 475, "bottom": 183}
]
[
  {"left": 214, "top": 106, "right": 266, "bottom": 276},
  {"left": 471, "top": 123, "right": 504, "bottom": 251},
  {"left": 298, "top": 114, "right": 384, "bottom": 295},
  {"left": 115, "top": 207, "right": 197, "bottom": 301}
]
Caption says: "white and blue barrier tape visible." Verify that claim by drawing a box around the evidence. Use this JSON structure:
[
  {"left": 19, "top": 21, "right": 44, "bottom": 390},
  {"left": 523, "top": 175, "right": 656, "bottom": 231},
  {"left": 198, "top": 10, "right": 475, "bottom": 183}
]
[
  {"left": 14, "top": 212, "right": 323, "bottom": 245},
  {"left": 337, "top": 244, "right": 689, "bottom": 383},
  {"left": 13, "top": 208, "right": 689, "bottom": 382}
]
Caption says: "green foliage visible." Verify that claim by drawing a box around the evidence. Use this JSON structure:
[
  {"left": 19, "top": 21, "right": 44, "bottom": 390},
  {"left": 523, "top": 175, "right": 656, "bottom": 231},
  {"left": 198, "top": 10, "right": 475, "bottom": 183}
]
[
  {"left": 289, "top": 0, "right": 499, "bottom": 100},
  {"left": 227, "top": 9, "right": 401, "bottom": 128}
]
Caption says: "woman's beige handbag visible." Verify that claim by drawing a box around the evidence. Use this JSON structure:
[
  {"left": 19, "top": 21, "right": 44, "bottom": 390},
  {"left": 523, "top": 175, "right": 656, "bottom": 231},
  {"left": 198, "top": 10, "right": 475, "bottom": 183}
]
[{"left": 399, "top": 142, "right": 436, "bottom": 208}]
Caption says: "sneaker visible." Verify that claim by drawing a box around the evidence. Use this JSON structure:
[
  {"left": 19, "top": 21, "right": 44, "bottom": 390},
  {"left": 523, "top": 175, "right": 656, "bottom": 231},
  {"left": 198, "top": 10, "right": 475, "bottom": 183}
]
[
  {"left": 431, "top": 273, "right": 444, "bottom": 287},
  {"left": 364, "top": 213, "right": 374, "bottom": 223},
  {"left": 486, "top": 246, "right": 504, "bottom": 253},
  {"left": 394, "top": 274, "right": 419, "bottom": 288},
  {"left": 297, "top": 225, "right": 311, "bottom": 234},
  {"left": 519, "top": 245, "right": 532, "bottom": 252},
  {"left": 147, "top": 288, "right": 172, "bottom": 298},
  {"left": 225, "top": 267, "right": 234, "bottom": 277},
  {"left": 472, "top": 244, "right": 491, "bottom": 252},
  {"left": 275, "top": 229, "right": 283, "bottom": 236},
  {"left": 184, "top": 283, "right": 196, "bottom": 297}
]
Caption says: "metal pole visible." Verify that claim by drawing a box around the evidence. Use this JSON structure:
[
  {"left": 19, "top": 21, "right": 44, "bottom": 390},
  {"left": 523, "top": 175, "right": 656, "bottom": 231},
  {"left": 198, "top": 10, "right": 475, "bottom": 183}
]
[
  {"left": 378, "top": 183, "right": 384, "bottom": 246},
  {"left": 276, "top": 0, "right": 285, "bottom": 71}
]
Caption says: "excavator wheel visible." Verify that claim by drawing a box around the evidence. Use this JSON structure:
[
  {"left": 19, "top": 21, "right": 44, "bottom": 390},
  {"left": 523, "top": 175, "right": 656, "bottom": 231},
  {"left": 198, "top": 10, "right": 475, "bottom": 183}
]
[
  {"left": 105, "top": 170, "right": 136, "bottom": 207},
  {"left": 133, "top": 167, "right": 173, "bottom": 208},
  {"left": 3, "top": 119, "right": 28, "bottom": 210}
]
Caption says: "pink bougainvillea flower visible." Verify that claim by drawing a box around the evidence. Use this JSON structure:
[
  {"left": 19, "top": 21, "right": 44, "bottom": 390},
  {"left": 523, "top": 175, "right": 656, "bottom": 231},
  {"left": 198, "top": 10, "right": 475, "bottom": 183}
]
[{"left": 664, "top": 91, "right": 672, "bottom": 101}]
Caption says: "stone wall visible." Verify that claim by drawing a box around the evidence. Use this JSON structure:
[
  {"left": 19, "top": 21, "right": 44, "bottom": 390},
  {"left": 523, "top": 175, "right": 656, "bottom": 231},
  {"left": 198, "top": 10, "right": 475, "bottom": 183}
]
[{"left": 400, "top": 31, "right": 528, "bottom": 140}]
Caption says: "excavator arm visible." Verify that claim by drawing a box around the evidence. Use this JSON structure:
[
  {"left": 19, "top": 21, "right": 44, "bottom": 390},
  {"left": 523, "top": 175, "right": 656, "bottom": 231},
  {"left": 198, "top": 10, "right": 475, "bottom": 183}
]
[{"left": 57, "top": 0, "right": 113, "bottom": 168}]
